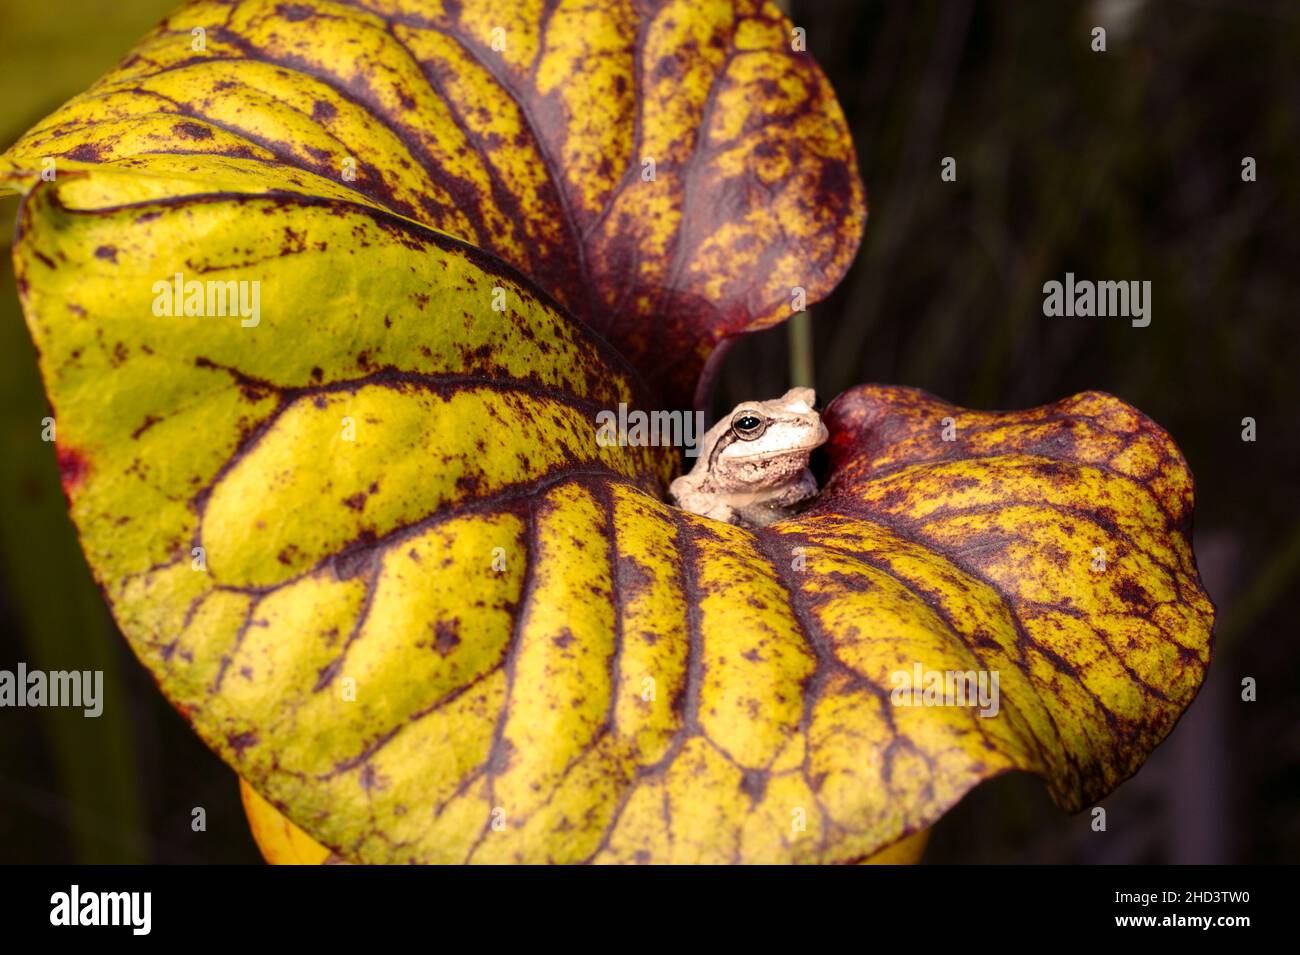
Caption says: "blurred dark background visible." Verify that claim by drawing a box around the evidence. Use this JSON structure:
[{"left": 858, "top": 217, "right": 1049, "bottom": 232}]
[{"left": 2, "top": 0, "right": 1297, "bottom": 863}]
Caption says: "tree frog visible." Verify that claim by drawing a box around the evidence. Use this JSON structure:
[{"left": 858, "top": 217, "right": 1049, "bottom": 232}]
[{"left": 669, "top": 388, "right": 829, "bottom": 528}]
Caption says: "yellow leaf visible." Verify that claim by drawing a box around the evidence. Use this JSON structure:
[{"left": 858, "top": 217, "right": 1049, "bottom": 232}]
[
  {"left": 10, "top": 175, "right": 1212, "bottom": 859},
  {"left": 239, "top": 776, "right": 931, "bottom": 864},
  {"left": 0, "top": 0, "right": 865, "bottom": 407},
  {"left": 241, "top": 777, "right": 336, "bottom": 865}
]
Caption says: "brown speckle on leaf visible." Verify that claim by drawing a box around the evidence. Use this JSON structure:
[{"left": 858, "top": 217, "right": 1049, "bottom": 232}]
[
  {"left": 172, "top": 121, "right": 213, "bottom": 140},
  {"left": 431, "top": 620, "right": 461, "bottom": 657}
]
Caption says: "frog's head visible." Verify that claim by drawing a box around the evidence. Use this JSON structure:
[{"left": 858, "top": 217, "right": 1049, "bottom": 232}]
[{"left": 707, "top": 388, "right": 829, "bottom": 490}]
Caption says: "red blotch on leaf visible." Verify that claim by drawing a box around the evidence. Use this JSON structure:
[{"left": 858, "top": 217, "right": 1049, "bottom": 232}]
[{"left": 56, "top": 445, "right": 89, "bottom": 494}]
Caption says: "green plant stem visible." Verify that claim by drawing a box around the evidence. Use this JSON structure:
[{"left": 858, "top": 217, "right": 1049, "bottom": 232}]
[{"left": 788, "top": 310, "right": 816, "bottom": 389}]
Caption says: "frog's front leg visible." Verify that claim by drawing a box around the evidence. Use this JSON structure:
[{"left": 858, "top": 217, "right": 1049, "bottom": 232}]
[
  {"left": 769, "top": 468, "right": 819, "bottom": 508},
  {"left": 698, "top": 500, "right": 738, "bottom": 524},
  {"left": 756, "top": 471, "right": 820, "bottom": 524},
  {"left": 735, "top": 471, "right": 821, "bottom": 528},
  {"left": 669, "top": 478, "right": 736, "bottom": 525}
]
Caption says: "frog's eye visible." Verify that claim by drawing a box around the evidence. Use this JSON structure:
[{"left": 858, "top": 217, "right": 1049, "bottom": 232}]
[{"left": 731, "top": 412, "right": 767, "bottom": 441}]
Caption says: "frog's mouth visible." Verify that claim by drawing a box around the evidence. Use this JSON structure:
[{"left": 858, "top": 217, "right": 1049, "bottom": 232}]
[
  {"left": 720, "top": 428, "right": 829, "bottom": 465},
  {"left": 725, "top": 446, "right": 818, "bottom": 463}
]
